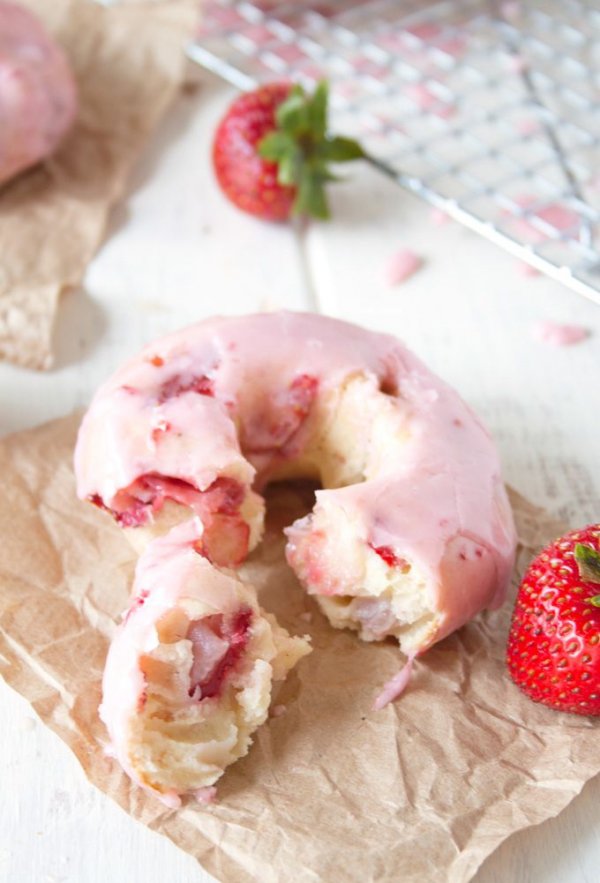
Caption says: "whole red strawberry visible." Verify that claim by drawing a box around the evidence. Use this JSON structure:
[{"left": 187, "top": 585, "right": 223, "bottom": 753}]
[
  {"left": 212, "top": 80, "right": 364, "bottom": 221},
  {"left": 506, "top": 525, "right": 600, "bottom": 716}
]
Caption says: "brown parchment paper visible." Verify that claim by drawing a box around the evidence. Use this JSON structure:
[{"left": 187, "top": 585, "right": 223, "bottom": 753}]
[
  {"left": 0, "top": 0, "right": 196, "bottom": 370},
  {"left": 0, "top": 412, "right": 598, "bottom": 883}
]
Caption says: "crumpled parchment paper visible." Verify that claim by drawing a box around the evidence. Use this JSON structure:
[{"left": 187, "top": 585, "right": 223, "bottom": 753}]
[
  {"left": 0, "top": 412, "right": 597, "bottom": 883},
  {"left": 0, "top": 0, "right": 196, "bottom": 370}
]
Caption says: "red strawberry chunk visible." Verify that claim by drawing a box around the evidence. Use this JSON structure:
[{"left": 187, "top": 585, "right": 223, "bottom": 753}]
[
  {"left": 247, "top": 373, "right": 319, "bottom": 451},
  {"left": 200, "top": 477, "right": 245, "bottom": 515},
  {"left": 187, "top": 608, "right": 253, "bottom": 700},
  {"left": 99, "top": 474, "right": 247, "bottom": 536},
  {"left": 288, "top": 373, "right": 318, "bottom": 417},
  {"left": 125, "top": 589, "right": 149, "bottom": 623},
  {"left": 369, "top": 543, "right": 409, "bottom": 570},
  {"left": 157, "top": 373, "right": 214, "bottom": 403},
  {"left": 195, "top": 513, "right": 250, "bottom": 568}
]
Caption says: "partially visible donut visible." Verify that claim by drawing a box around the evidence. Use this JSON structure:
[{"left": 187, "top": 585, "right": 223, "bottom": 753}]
[
  {"left": 101, "top": 520, "right": 310, "bottom": 807},
  {"left": 0, "top": 2, "right": 77, "bottom": 187},
  {"left": 76, "top": 311, "right": 516, "bottom": 798}
]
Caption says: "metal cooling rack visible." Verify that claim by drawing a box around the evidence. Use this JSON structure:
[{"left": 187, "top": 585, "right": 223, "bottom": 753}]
[{"left": 189, "top": 0, "right": 600, "bottom": 304}]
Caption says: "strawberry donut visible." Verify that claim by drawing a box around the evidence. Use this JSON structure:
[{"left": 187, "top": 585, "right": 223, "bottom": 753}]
[
  {"left": 0, "top": 2, "right": 77, "bottom": 187},
  {"left": 76, "top": 312, "right": 516, "bottom": 798}
]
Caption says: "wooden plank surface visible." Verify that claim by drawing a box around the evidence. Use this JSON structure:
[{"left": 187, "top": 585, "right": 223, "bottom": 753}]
[{"left": 0, "top": 73, "right": 598, "bottom": 883}]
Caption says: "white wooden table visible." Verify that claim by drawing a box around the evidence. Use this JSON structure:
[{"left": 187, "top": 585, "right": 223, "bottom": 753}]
[{"left": 0, "top": 72, "right": 598, "bottom": 883}]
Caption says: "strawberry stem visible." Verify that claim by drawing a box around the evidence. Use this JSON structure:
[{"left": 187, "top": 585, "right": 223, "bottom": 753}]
[{"left": 258, "top": 80, "right": 365, "bottom": 220}]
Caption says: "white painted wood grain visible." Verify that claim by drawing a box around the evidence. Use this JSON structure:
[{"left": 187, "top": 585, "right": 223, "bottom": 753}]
[{"left": 0, "top": 70, "right": 598, "bottom": 883}]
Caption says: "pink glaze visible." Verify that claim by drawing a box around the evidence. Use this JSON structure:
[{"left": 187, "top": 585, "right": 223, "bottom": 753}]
[
  {"left": 405, "top": 83, "right": 455, "bottom": 119},
  {"left": 385, "top": 249, "right": 423, "bottom": 285},
  {"left": 533, "top": 320, "right": 589, "bottom": 346},
  {"left": 77, "top": 312, "right": 517, "bottom": 666},
  {"left": 0, "top": 2, "right": 77, "bottom": 186},
  {"left": 373, "top": 654, "right": 416, "bottom": 711},
  {"left": 510, "top": 195, "right": 581, "bottom": 243},
  {"left": 194, "top": 786, "right": 217, "bottom": 804},
  {"left": 378, "top": 23, "right": 466, "bottom": 60},
  {"left": 100, "top": 520, "right": 257, "bottom": 808}
]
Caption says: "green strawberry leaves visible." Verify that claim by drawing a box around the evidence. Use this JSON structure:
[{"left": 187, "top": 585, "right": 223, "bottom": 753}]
[
  {"left": 575, "top": 542, "right": 600, "bottom": 582},
  {"left": 258, "top": 80, "right": 365, "bottom": 220},
  {"left": 574, "top": 543, "right": 600, "bottom": 604}
]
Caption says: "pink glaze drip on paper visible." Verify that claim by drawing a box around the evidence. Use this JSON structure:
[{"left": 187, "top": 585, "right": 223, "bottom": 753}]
[
  {"left": 0, "top": 2, "right": 77, "bottom": 186},
  {"left": 373, "top": 654, "right": 416, "bottom": 711}
]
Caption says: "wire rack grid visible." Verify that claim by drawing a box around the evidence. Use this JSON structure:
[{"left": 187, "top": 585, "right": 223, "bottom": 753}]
[{"left": 189, "top": 0, "right": 600, "bottom": 304}]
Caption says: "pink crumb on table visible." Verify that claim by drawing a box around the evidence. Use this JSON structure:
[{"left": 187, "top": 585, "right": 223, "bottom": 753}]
[
  {"left": 385, "top": 248, "right": 423, "bottom": 286},
  {"left": 430, "top": 207, "right": 449, "bottom": 226},
  {"left": 518, "top": 261, "right": 540, "bottom": 277},
  {"left": 299, "top": 611, "right": 313, "bottom": 623},
  {"left": 533, "top": 321, "right": 589, "bottom": 346}
]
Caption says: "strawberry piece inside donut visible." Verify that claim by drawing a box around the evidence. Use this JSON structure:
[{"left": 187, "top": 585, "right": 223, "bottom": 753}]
[
  {"left": 187, "top": 609, "right": 253, "bottom": 700},
  {"left": 195, "top": 514, "right": 250, "bottom": 568},
  {"left": 157, "top": 373, "right": 215, "bottom": 402},
  {"left": 245, "top": 373, "right": 319, "bottom": 452},
  {"left": 369, "top": 543, "right": 409, "bottom": 571},
  {"left": 108, "top": 475, "right": 243, "bottom": 525}
]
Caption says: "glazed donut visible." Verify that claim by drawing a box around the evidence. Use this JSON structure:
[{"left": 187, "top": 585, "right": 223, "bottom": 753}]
[
  {"left": 101, "top": 520, "right": 310, "bottom": 807},
  {"left": 0, "top": 2, "right": 77, "bottom": 187},
  {"left": 76, "top": 311, "right": 516, "bottom": 798}
]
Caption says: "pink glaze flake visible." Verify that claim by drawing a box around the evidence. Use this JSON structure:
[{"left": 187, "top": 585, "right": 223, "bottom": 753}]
[
  {"left": 430, "top": 207, "right": 449, "bottom": 226},
  {"left": 518, "top": 261, "right": 540, "bottom": 277},
  {"left": 194, "top": 786, "right": 217, "bottom": 805},
  {"left": 385, "top": 249, "right": 423, "bottom": 286},
  {"left": 404, "top": 83, "right": 455, "bottom": 119},
  {"left": 533, "top": 321, "right": 589, "bottom": 346}
]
